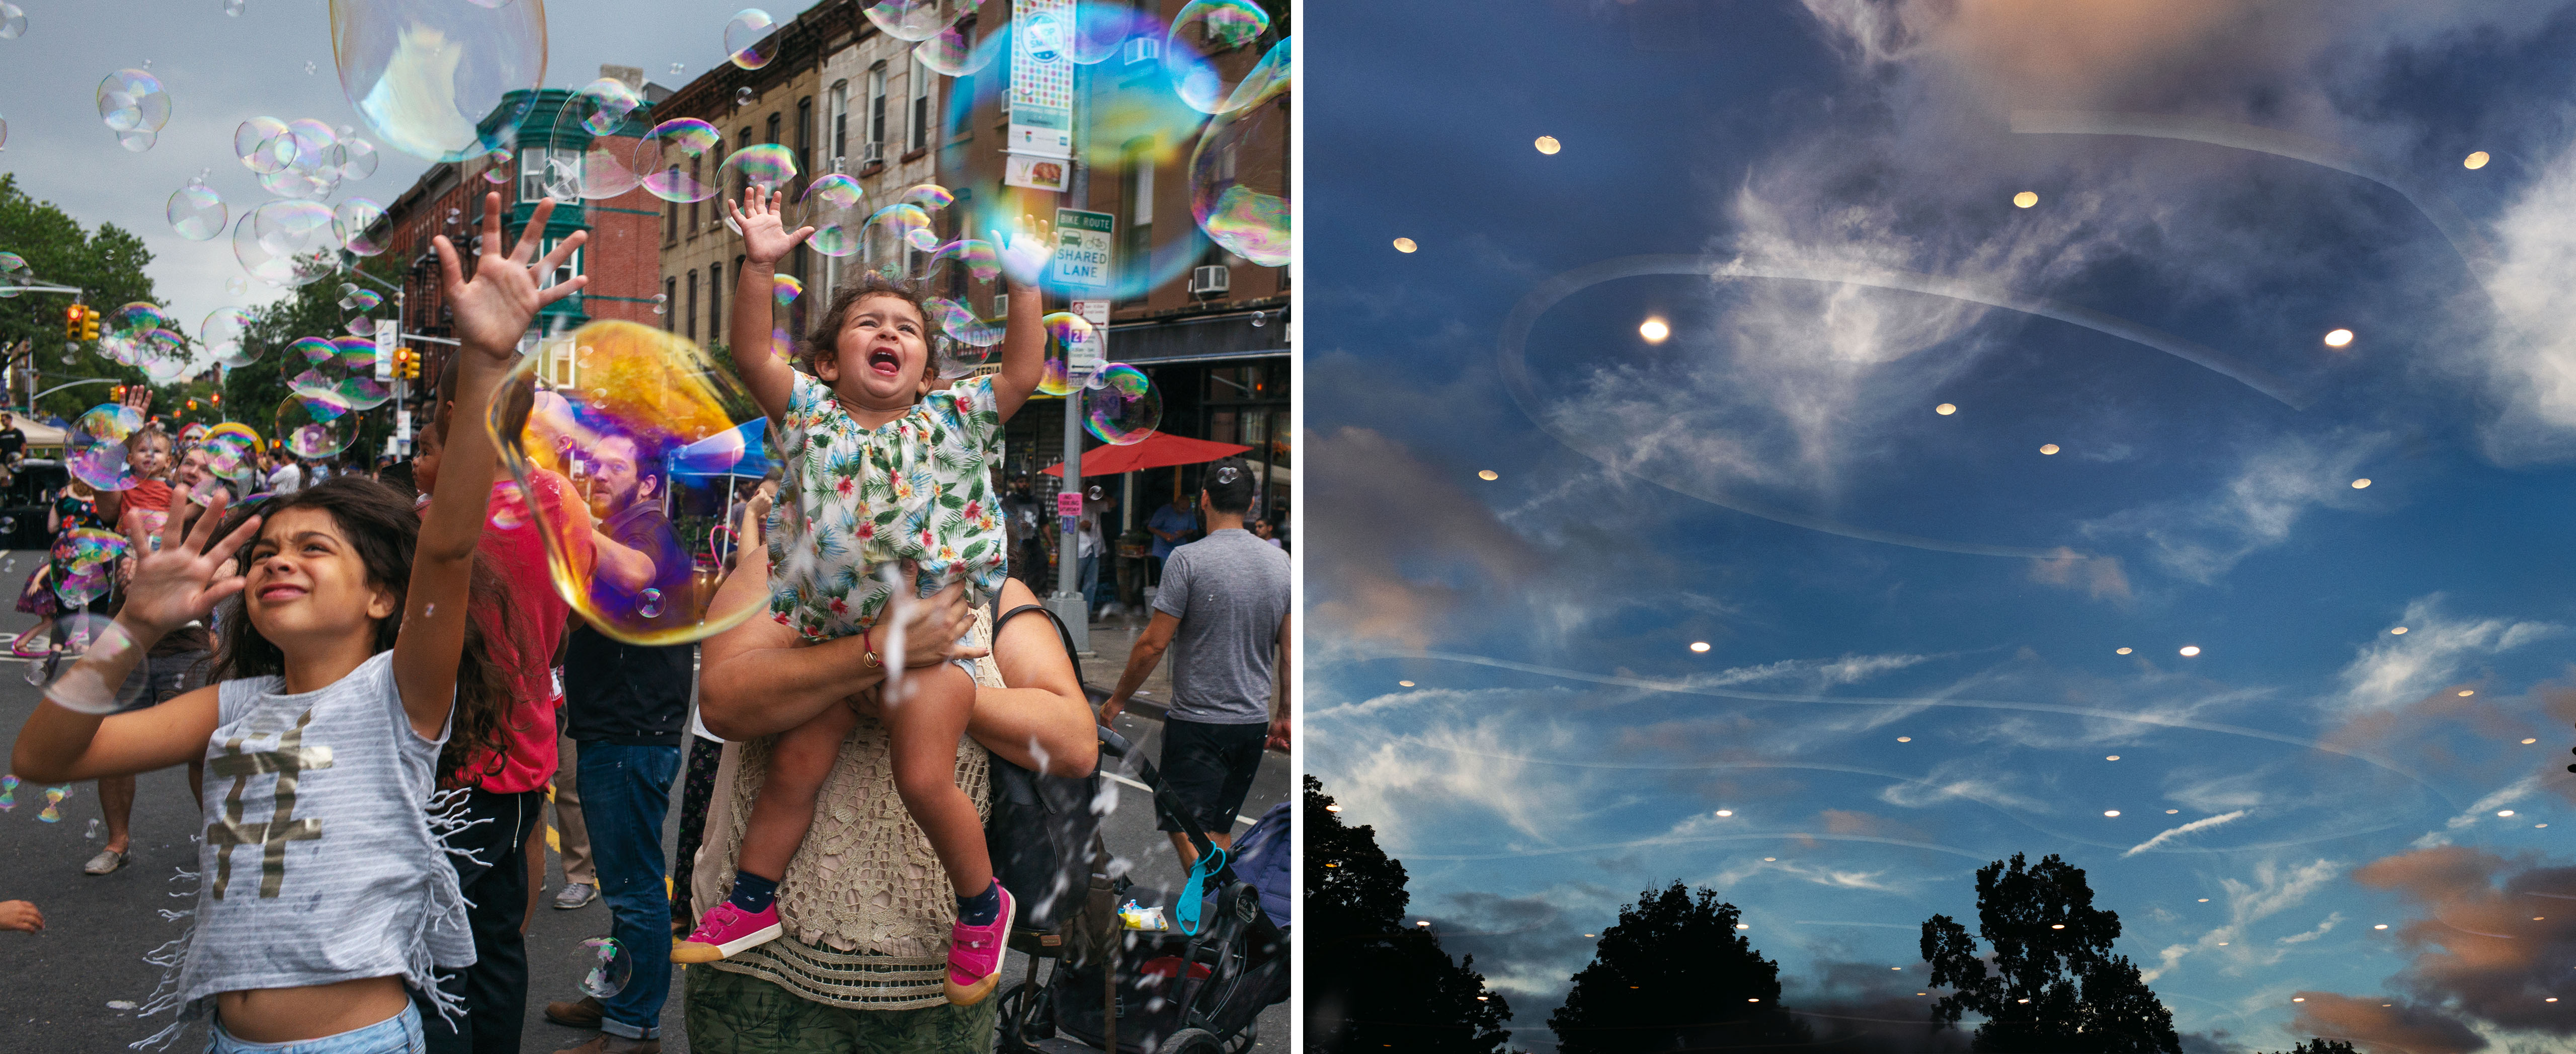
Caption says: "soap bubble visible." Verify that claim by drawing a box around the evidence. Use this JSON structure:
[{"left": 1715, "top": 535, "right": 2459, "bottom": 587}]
[
  {"left": 97, "top": 69, "right": 171, "bottom": 135},
  {"left": 337, "top": 136, "right": 381, "bottom": 180},
  {"left": 38, "top": 786, "right": 64, "bottom": 823},
  {"left": 496, "top": 324, "right": 775, "bottom": 644},
  {"left": 1085, "top": 365, "right": 1161, "bottom": 445},
  {"left": 1164, "top": 1, "right": 1272, "bottom": 114},
  {"left": 331, "top": 0, "right": 544, "bottom": 162},
  {"left": 550, "top": 79, "right": 646, "bottom": 198},
  {"left": 916, "top": 20, "right": 1004, "bottom": 78},
  {"left": 929, "top": 337, "right": 989, "bottom": 380},
  {"left": 1066, "top": 2, "right": 1165, "bottom": 64},
  {"left": 924, "top": 297, "right": 1002, "bottom": 348},
  {"left": 234, "top": 200, "right": 343, "bottom": 288},
  {"left": 51, "top": 530, "right": 130, "bottom": 607},
  {"left": 274, "top": 392, "right": 357, "bottom": 459},
  {"left": 862, "top": 0, "right": 960, "bottom": 41},
  {"left": 736, "top": 87, "right": 754, "bottom": 107},
  {"left": 725, "top": 9, "right": 779, "bottom": 70},
  {"left": 0, "top": 114, "right": 9, "bottom": 152},
  {"left": 0, "top": 3, "right": 24, "bottom": 39},
  {"left": 898, "top": 183, "right": 956, "bottom": 211},
  {"left": 0, "top": 775, "right": 14, "bottom": 809},
  {"left": 772, "top": 274, "right": 802, "bottom": 307},
  {"left": 118, "top": 130, "right": 158, "bottom": 154},
  {"left": 925, "top": 239, "right": 998, "bottom": 284},
  {"left": 339, "top": 287, "right": 384, "bottom": 312},
  {"left": 860, "top": 203, "right": 940, "bottom": 276},
  {"left": 142, "top": 347, "right": 194, "bottom": 385},
  {"left": 798, "top": 174, "right": 868, "bottom": 257},
  {"left": 106, "top": 303, "right": 179, "bottom": 342},
  {"left": 336, "top": 198, "right": 389, "bottom": 256},
  {"left": 1037, "top": 313, "right": 1094, "bottom": 396},
  {"left": 576, "top": 937, "right": 631, "bottom": 998},
  {"left": 1187, "top": 39, "right": 1289, "bottom": 266},
  {"left": 237, "top": 117, "right": 295, "bottom": 173},
  {"left": 1086, "top": 485, "right": 1104, "bottom": 501},
  {"left": 67, "top": 404, "right": 144, "bottom": 492},
  {"left": 226, "top": 276, "right": 249, "bottom": 296},
  {"left": 717, "top": 144, "right": 798, "bottom": 199},
  {"left": 202, "top": 424, "right": 261, "bottom": 475},
  {"left": 344, "top": 317, "right": 376, "bottom": 338},
  {"left": 635, "top": 119, "right": 722, "bottom": 203},
  {"left": 168, "top": 181, "right": 228, "bottom": 242},
  {"left": 86, "top": 817, "right": 101, "bottom": 841}
]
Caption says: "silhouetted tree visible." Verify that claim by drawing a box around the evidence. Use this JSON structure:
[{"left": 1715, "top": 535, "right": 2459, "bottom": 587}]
[
  {"left": 1920, "top": 853, "right": 2180, "bottom": 1054},
  {"left": 1549, "top": 881, "right": 1810, "bottom": 1053},
  {"left": 2263, "top": 1041, "right": 2357, "bottom": 1054},
  {"left": 1304, "top": 776, "right": 1514, "bottom": 1054}
]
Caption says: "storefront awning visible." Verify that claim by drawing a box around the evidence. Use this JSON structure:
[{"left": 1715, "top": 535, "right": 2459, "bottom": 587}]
[{"left": 1042, "top": 430, "right": 1250, "bottom": 477}]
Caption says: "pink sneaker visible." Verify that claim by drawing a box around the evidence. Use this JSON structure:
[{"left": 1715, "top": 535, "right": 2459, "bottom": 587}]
[
  {"left": 943, "top": 881, "right": 1016, "bottom": 1006},
  {"left": 672, "top": 900, "right": 783, "bottom": 964}
]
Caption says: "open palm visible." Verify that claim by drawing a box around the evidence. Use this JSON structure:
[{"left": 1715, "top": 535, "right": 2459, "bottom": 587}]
[
  {"left": 726, "top": 187, "right": 814, "bottom": 266},
  {"left": 121, "top": 493, "right": 260, "bottom": 636},
  {"left": 435, "top": 192, "right": 588, "bottom": 357}
]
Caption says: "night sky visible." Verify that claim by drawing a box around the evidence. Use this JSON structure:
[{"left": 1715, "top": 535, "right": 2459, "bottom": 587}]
[{"left": 1303, "top": 3, "right": 2576, "bottom": 1051}]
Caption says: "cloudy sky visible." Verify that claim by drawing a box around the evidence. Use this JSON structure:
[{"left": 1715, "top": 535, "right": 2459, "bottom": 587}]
[
  {"left": 1306, "top": 2, "right": 2576, "bottom": 1052},
  {"left": 0, "top": 0, "right": 822, "bottom": 330}
]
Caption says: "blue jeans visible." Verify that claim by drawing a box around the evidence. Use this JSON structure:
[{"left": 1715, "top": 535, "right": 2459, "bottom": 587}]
[
  {"left": 577, "top": 741, "right": 682, "bottom": 1039},
  {"left": 1076, "top": 555, "right": 1099, "bottom": 607},
  {"left": 209, "top": 1005, "right": 424, "bottom": 1052}
]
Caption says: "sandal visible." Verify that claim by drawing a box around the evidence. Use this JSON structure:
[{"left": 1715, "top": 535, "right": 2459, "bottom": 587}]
[{"left": 83, "top": 848, "right": 127, "bottom": 875}]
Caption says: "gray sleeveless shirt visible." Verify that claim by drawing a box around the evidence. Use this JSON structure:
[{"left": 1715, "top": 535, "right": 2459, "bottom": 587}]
[{"left": 169, "top": 650, "right": 475, "bottom": 1017}]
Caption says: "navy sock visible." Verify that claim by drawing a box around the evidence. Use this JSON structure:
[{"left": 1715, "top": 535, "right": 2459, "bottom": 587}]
[
  {"left": 957, "top": 879, "right": 1002, "bottom": 926},
  {"left": 729, "top": 871, "right": 779, "bottom": 914}
]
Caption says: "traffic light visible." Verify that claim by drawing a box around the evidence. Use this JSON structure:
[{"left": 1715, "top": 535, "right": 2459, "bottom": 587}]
[
  {"left": 392, "top": 347, "right": 420, "bottom": 381},
  {"left": 110, "top": 386, "right": 126, "bottom": 401},
  {"left": 63, "top": 305, "right": 82, "bottom": 340},
  {"left": 80, "top": 307, "right": 99, "bottom": 342},
  {"left": 186, "top": 399, "right": 198, "bottom": 412},
  {"left": 211, "top": 392, "right": 222, "bottom": 407}
]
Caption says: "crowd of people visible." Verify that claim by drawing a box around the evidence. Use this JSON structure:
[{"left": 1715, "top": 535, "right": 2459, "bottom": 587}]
[{"left": 0, "top": 191, "right": 1291, "bottom": 1053}]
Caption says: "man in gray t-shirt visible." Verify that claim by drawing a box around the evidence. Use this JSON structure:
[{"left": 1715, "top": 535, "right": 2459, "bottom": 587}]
[{"left": 1103, "top": 457, "right": 1290, "bottom": 870}]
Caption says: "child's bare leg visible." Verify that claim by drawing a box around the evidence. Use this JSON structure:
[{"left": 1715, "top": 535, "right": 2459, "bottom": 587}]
[
  {"left": 736, "top": 701, "right": 859, "bottom": 882},
  {"left": 886, "top": 663, "right": 991, "bottom": 897}
]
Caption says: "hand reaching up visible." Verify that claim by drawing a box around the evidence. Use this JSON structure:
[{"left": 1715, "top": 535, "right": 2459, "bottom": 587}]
[
  {"left": 434, "top": 192, "right": 588, "bottom": 358},
  {"left": 724, "top": 186, "right": 815, "bottom": 267}
]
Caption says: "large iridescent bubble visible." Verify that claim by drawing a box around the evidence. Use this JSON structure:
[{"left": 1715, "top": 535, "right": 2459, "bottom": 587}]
[
  {"left": 635, "top": 118, "right": 721, "bottom": 203},
  {"left": 236, "top": 117, "right": 294, "bottom": 174},
  {"left": 916, "top": 20, "right": 1005, "bottom": 78},
  {"left": 0, "top": 252, "right": 28, "bottom": 298},
  {"left": 201, "top": 308, "right": 256, "bottom": 369},
  {"left": 861, "top": 0, "right": 961, "bottom": 42},
  {"left": 96, "top": 69, "right": 169, "bottom": 150},
  {"left": 725, "top": 9, "right": 779, "bottom": 70},
  {"left": 1187, "top": 38, "right": 1290, "bottom": 267},
  {"left": 336, "top": 198, "right": 389, "bottom": 256},
  {"left": 234, "top": 200, "right": 343, "bottom": 288},
  {"left": 203, "top": 423, "right": 262, "bottom": 475},
  {"left": 717, "top": 144, "right": 797, "bottom": 198},
  {"left": 548, "top": 79, "right": 646, "bottom": 199},
  {"left": 51, "top": 530, "right": 129, "bottom": 608},
  {"left": 1084, "top": 364, "right": 1161, "bottom": 445},
  {"left": 1066, "top": 1, "right": 1165, "bottom": 64},
  {"left": 330, "top": 0, "right": 545, "bottom": 163},
  {"left": 491, "top": 320, "right": 775, "bottom": 645},
  {"left": 168, "top": 180, "right": 227, "bottom": 242},
  {"left": 275, "top": 392, "right": 357, "bottom": 459},
  {"left": 924, "top": 296, "right": 1002, "bottom": 348},
  {"left": 1163, "top": 0, "right": 1272, "bottom": 114},
  {"left": 798, "top": 174, "right": 868, "bottom": 257},
  {"left": 1037, "top": 312, "right": 1093, "bottom": 396},
  {"left": 67, "top": 404, "right": 144, "bottom": 492}
]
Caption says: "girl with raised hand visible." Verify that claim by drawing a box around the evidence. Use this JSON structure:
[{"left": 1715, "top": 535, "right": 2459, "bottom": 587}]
[{"left": 10, "top": 193, "right": 585, "bottom": 1052}]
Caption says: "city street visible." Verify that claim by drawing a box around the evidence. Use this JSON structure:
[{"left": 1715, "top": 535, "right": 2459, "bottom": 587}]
[{"left": 0, "top": 589, "right": 1285, "bottom": 1052}]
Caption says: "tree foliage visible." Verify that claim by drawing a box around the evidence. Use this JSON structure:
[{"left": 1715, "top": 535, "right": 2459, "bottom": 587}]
[
  {"left": 0, "top": 173, "right": 161, "bottom": 420},
  {"left": 1920, "top": 853, "right": 2180, "bottom": 1054},
  {"left": 1303, "top": 776, "right": 1515, "bottom": 1054},
  {"left": 2265, "top": 1041, "right": 2357, "bottom": 1054},
  {"left": 220, "top": 255, "right": 408, "bottom": 462},
  {"left": 1549, "top": 882, "right": 1810, "bottom": 1053}
]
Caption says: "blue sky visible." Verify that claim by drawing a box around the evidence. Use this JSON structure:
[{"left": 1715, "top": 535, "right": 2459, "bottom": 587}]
[{"left": 1303, "top": 3, "right": 2576, "bottom": 1052}]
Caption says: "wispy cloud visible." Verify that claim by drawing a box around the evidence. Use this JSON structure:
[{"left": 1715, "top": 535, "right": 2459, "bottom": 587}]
[
  {"left": 2329, "top": 595, "right": 2563, "bottom": 713},
  {"left": 2124, "top": 810, "right": 2250, "bottom": 857}
]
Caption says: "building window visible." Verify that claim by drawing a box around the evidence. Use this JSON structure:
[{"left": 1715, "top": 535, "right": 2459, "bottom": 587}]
[
  {"left": 688, "top": 158, "right": 702, "bottom": 236},
  {"left": 1122, "top": 140, "right": 1156, "bottom": 298},
  {"left": 665, "top": 194, "right": 678, "bottom": 244},
  {"left": 908, "top": 54, "right": 931, "bottom": 153},
  {"left": 796, "top": 97, "right": 813, "bottom": 180},
  {"left": 686, "top": 270, "right": 699, "bottom": 342},
  {"left": 710, "top": 263, "right": 723, "bottom": 348},
  {"left": 830, "top": 81, "right": 849, "bottom": 171},
  {"left": 868, "top": 64, "right": 888, "bottom": 159},
  {"left": 737, "top": 127, "right": 754, "bottom": 199},
  {"left": 663, "top": 277, "right": 676, "bottom": 332}
]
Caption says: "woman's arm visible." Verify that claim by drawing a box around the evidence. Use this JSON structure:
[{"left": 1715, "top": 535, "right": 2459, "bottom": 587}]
[
  {"left": 721, "top": 187, "right": 812, "bottom": 422},
  {"left": 697, "top": 555, "right": 980, "bottom": 740},
  {"left": 12, "top": 497, "right": 258, "bottom": 782},
  {"left": 971, "top": 577, "right": 1099, "bottom": 776},
  {"left": 397, "top": 193, "right": 585, "bottom": 739}
]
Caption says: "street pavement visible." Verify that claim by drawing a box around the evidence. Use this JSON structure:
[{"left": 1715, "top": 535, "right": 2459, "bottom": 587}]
[{"left": 0, "top": 580, "right": 1285, "bottom": 1052}]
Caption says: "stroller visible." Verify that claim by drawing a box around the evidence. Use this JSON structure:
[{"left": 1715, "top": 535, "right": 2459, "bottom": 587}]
[{"left": 989, "top": 722, "right": 1291, "bottom": 1054}]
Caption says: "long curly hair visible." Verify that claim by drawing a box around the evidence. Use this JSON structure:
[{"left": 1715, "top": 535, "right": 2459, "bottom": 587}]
[{"left": 210, "top": 476, "right": 521, "bottom": 784}]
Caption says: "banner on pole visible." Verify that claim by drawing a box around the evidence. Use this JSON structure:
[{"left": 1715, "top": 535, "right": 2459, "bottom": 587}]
[{"left": 1008, "top": 0, "right": 1074, "bottom": 159}]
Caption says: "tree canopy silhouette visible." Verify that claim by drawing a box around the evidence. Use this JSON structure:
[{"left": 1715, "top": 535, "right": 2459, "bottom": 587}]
[
  {"left": 1919, "top": 853, "right": 2180, "bottom": 1054},
  {"left": 1303, "top": 776, "right": 1514, "bottom": 1054},
  {"left": 2264, "top": 1041, "right": 2356, "bottom": 1054},
  {"left": 1549, "top": 881, "right": 1810, "bottom": 1053}
]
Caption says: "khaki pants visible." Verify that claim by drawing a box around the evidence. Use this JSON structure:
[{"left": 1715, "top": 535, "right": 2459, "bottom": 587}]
[{"left": 553, "top": 727, "right": 595, "bottom": 885}]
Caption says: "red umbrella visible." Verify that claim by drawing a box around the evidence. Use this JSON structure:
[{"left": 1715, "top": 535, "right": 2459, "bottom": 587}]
[{"left": 1041, "top": 430, "right": 1251, "bottom": 477}]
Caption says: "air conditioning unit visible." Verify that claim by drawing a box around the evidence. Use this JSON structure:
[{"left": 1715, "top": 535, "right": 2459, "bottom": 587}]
[
  {"left": 862, "top": 141, "right": 886, "bottom": 163},
  {"left": 1188, "top": 265, "right": 1230, "bottom": 296},
  {"left": 1123, "top": 37, "right": 1160, "bottom": 64},
  {"left": 993, "top": 294, "right": 1010, "bottom": 318}
]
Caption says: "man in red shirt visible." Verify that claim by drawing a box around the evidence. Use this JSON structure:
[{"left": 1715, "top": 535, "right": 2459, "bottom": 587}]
[{"left": 408, "top": 357, "right": 586, "bottom": 1053}]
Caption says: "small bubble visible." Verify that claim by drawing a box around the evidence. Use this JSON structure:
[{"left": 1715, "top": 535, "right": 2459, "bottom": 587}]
[
  {"left": 423, "top": 603, "right": 435, "bottom": 617},
  {"left": 223, "top": 0, "right": 245, "bottom": 15},
  {"left": 304, "top": 60, "right": 316, "bottom": 75},
  {"left": 670, "top": 63, "right": 684, "bottom": 76},
  {"left": 736, "top": 87, "right": 753, "bottom": 106},
  {"left": 1249, "top": 310, "right": 1267, "bottom": 328},
  {"left": 638, "top": 589, "right": 665, "bottom": 618},
  {"left": 86, "top": 817, "right": 102, "bottom": 840},
  {"left": 578, "top": 937, "right": 632, "bottom": 997}
]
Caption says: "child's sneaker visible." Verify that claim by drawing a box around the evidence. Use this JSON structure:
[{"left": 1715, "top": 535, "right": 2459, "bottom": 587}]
[
  {"left": 671, "top": 901, "right": 782, "bottom": 964},
  {"left": 943, "top": 881, "right": 1016, "bottom": 1006}
]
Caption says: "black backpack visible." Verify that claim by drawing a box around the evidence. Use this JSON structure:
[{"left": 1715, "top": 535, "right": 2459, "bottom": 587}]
[{"left": 984, "top": 600, "right": 1116, "bottom": 932}]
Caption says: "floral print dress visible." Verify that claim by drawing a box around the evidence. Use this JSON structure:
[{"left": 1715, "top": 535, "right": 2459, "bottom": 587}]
[{"left": 767, "top": 371, "right": 1009, "bottom": 640}]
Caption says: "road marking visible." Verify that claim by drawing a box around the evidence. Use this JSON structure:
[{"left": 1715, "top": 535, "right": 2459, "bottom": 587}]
[{"left": 1105, "top": 772, "right": 1259, "bottom": 829}]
